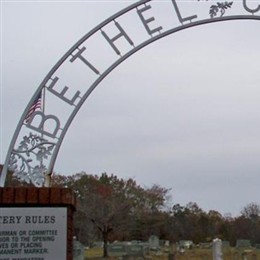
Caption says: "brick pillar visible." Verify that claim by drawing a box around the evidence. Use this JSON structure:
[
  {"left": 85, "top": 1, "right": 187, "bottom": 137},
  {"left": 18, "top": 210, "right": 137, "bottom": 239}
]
[{"left": 0, "top": 187, "right": 76, "bottom": 260}]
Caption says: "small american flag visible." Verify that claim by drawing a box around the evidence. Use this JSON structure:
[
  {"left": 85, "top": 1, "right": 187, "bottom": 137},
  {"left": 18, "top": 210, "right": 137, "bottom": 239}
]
[{"left": 25, "top": 92, "right": 42, "bottom": 123}]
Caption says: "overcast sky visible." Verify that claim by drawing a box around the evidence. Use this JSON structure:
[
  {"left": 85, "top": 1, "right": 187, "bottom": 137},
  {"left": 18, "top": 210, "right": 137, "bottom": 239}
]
[{"left": 1, "top": 0, "right": 260, "bottom": 216}]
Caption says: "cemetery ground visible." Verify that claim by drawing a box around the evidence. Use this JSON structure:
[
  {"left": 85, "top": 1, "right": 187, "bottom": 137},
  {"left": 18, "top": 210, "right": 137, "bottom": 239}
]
[{"left": 82, "top": 241, "right": 260, "bottom": 259}]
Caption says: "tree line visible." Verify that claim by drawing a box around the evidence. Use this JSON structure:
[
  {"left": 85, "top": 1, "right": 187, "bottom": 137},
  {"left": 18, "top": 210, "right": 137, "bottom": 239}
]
[{"left": 5, "top": 170, "right": 260, "bottom": 257}]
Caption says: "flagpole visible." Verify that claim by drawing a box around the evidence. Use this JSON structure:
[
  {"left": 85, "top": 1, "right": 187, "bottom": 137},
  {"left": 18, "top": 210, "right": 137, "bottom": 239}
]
[{"left": 42, "top": 87, "right": 51, "bottom": 188}]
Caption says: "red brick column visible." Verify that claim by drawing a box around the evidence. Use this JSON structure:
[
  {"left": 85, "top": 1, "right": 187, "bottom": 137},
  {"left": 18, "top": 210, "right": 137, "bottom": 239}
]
[{"left": 0, "top": 187, "right": 76, "bottom": 260}]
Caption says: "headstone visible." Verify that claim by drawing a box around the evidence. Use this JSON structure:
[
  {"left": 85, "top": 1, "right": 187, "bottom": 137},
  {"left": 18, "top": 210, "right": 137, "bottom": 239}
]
[
  {"left": 92, "top": 241, "right": 104, "bottom": 248},
  {"left": 73, "top": 238, "right": 85, "bottom": 260},
  {"left": 148, "top": 235, "right": 160, "bottom": 250},
  {"left": 108, "top": 242, "right": 127, "bottom": 257},
  {"left": 236, "top": 239, "right": 251, "bottom": 248},
  {"left": 212, "top": 238, "right": 223, "bottom": 260},
  {"left": 126, "top": 244, "right": 144, "bottom": 257},
  {"left": 222, "top": 241, "right": 230, "bottom": 248},
  {"left": 179, "top": 240, "right": 193, "bottom": 249}
]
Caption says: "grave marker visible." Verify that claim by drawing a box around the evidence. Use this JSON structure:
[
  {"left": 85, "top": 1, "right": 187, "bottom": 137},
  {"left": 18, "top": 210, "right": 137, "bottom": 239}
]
[
  {"left": 212, "top": 238, "right": 223, "bottom": 260},
  {"left": 148, "top": 235, "right": 160, "bottom": 250}
]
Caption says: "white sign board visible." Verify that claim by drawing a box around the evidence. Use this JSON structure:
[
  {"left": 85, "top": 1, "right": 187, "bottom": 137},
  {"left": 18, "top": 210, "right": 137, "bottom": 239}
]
[{"left": 0, "top": 207, "right": 67, "bottom": 260}]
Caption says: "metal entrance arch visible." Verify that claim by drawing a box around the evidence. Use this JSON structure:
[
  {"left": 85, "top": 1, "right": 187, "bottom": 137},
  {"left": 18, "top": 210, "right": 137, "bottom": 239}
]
[{"left": 1, "top": 0, "right": 260, "bottom": 187}]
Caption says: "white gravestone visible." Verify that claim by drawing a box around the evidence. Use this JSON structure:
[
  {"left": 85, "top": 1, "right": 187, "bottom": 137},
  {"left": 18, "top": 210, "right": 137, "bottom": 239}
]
[{"left": 212, "top": 238, "right": 223, "bottom": 260}]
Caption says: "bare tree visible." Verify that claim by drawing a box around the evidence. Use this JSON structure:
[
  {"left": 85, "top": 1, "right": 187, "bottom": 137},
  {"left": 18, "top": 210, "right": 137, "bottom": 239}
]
[{"left": 241, "top": 202, "right": 260, "bottom": 221}]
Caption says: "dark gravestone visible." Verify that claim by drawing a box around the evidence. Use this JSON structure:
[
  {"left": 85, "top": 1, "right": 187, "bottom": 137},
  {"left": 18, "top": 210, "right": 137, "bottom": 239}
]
[{"left": 108, "top": 243, "right": 127, "bottom": 257}]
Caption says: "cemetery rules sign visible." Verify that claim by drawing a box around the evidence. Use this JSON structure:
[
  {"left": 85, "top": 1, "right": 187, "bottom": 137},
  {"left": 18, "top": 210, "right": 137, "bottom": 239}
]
[{"left": 0, "top": 207, "right": 67, "bottom": 260}]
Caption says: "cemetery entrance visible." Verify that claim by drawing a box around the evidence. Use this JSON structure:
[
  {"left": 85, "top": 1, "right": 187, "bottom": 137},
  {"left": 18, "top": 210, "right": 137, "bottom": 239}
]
[{"left": 1, "top": 0, "right": 260, "bottom": 187}]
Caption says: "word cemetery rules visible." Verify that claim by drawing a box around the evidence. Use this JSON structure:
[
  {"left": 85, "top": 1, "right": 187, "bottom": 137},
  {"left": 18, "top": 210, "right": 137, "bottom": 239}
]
[{"left": 0, "top": 208, "right": 67, "bottom": 260}]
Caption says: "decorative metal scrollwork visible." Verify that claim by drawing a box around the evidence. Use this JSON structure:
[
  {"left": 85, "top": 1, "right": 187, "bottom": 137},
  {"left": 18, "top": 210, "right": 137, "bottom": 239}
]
[{"left": 8, "top": 133, "right": 55, "bottom": 187}]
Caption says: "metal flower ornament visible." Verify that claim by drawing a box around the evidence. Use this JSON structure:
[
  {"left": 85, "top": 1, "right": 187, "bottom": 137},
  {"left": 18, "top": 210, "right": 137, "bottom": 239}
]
[
  {"left": 197, "top": 0, "right": 234, "bottom": 18},
  {"left": 209, "top": 2, "right": 233, "bottom": 18}
]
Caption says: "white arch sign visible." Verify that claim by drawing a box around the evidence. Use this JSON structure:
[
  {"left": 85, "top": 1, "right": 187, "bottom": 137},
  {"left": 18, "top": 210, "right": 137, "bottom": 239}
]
[{"left": 1, "top": 0, "right": 260, "bottom": 187}]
